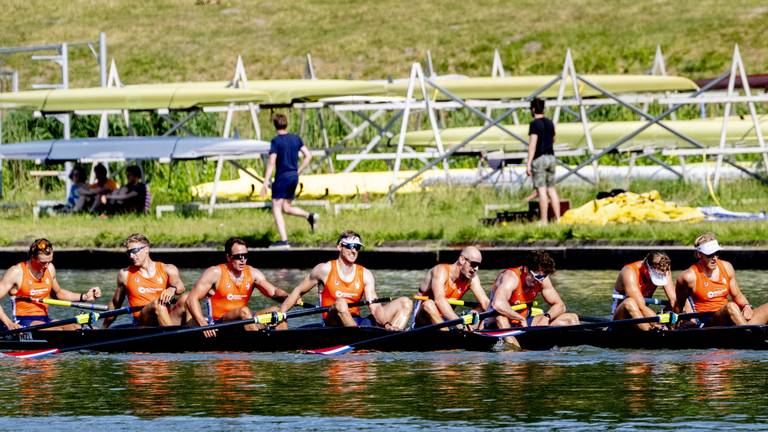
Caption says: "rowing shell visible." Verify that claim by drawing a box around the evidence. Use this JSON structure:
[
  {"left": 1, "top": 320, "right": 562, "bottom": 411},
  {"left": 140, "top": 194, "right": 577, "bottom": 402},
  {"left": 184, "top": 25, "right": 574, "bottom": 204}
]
[
  {"left": 511, "top": 324, "right": 768, "bottom": 351},
  {"left": 0, "top": 326, "right": 501, "bottom": 354}
]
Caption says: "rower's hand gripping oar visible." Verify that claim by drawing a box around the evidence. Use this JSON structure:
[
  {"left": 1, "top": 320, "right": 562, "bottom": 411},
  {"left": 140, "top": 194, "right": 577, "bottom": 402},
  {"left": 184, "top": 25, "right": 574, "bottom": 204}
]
[
  {"left": 2, "top": 298, "right": 392, "bottom": 359},
  {"left": 13, "top": 296, "right": 109, "bottom": 312},
  {"left": 0, "top": 305, "right": 144, "bottom": 338},
  {"left": 412, "top": 296, "right": 540, "bottom": 312}
]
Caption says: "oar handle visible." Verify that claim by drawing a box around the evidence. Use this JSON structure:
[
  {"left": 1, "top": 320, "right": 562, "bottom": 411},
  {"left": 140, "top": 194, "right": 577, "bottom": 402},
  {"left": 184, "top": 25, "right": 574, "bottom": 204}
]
[
  {"left": 413, "top": 295, "right": 481, "bottom": 308},
  {"left": 14, "top": 296, "right": 110, "bottom": 312},
  {"left": 0, "top": 305, "right": 143, "bottom": 337},
  {"left": 611, "top": 293, "right": 670, "bottom": 307},
  {"left": 277, "top": 297, "right": 393, "bottom": 322}
]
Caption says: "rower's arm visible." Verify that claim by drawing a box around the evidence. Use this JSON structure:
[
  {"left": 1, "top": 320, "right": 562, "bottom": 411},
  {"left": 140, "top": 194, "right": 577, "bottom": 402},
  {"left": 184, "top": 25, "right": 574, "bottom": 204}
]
[
  {"left": 298, "top": 144, "right": 312, "bottom": 175},
  {"left": 540, "top": 280, "right": 566, "bottom": 319},
  {"left": 431, "top": 267, "right": 461, "bottom": 321},
  {"left": 723, "top": 261, "right": 750, "bottom": 309},
  {"left": 362, "top": 269, "right": 388, "bottom": 326},
  {"left": 165, "top": 264, "right": 186, "bottom": 295},
  {"left": 103, "top": 271, "right": 128, "bottom": 328},
  {"left": 279, "top": 263, "right": 325, "bottom": 313},
  {"left": 673, "top": 270, "right": 695, "bottom": 313},
  {"left": 251, "top": 268, "right": 290, "bottom": 301},
  {"left": 468, "top": 277, "right": 491, "bottom": 311},
  {"left": 48, "top": 265, "right": 102, "bottom": 302},
  {"left": 491, "top": 272, "right": 528, "bottom": 325},
  {"left": 0, "top": 266, "right": 21, "bottom": 329},
  {"left": 660, "top": 270, "right": 677, "bottom": 307},
  {"left": 187, "top": 266, "right": 219, "bottom": 327}
]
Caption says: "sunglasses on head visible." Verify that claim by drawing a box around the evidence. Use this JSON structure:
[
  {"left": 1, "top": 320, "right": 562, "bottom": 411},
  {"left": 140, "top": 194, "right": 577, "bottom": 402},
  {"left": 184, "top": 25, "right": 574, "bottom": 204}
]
[
  {"left": 461, "top": 256, "right": 481, "bottom": 268},
  {"left": 340, "top": 242, "right": 363, "bottom": 251},
  {"left": 230, "top": 253, "right": 248, "bottom": 261},
  {"left": 126, "top": 245, "right": 146, "bottom": 255},
  {"left": 530, "top": 270, "right": 547, "bottom": 282}
]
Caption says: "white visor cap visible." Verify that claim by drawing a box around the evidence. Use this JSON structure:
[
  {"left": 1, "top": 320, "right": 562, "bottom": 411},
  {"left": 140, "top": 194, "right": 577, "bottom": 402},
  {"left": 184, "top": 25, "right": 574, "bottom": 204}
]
[
  {"left": 647, "top": 266, "right": 668, "bottom": 286},
  {"left": 696, "top": 240, "right": 723, "bottom": 256}
]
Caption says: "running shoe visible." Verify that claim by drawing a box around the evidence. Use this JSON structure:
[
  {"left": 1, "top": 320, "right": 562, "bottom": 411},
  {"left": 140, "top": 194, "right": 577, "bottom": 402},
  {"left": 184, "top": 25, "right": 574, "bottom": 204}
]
[{"left": 307, "top": 213, "right": 319, "bottom": 232}]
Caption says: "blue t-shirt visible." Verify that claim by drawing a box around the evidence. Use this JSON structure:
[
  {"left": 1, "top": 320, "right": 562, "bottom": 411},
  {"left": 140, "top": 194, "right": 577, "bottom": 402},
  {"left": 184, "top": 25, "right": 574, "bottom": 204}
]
[{"left": 269, "top": 133, "right": 305, "bottom": 178}]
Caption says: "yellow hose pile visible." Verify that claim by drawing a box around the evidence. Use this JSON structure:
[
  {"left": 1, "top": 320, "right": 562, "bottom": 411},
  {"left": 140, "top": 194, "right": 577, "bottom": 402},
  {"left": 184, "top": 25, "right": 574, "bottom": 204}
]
[{"left": 560, "top": 190, "right": 704, "bottom": 225}]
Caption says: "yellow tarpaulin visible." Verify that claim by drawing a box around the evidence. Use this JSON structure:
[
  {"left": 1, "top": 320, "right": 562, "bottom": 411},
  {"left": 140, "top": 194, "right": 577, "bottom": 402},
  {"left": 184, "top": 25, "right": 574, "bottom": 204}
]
[{"left": 559, "top": 190, "right": 704, "bottom": 225}]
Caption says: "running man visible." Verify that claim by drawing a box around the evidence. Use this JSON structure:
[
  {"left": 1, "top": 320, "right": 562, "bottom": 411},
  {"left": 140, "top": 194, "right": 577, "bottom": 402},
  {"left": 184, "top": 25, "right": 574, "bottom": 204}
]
[
  {"left": 612, "top": 251, "right": 676, "bottom": 330},
  {"left": 260, "top": 113, "right": 318, "bottom": 248},
  {"left": 489, "top": 250, "right": 579, "bottom": 333},
  {"left": 186, "top": 237, "right": 293, "bottom": 337},
  {"left": 413, "top": 246, "right": 490, "bottom": 326},
  {"left": 0, "top": 238, "right": 101, "bottom": 330},
  {"left": 675, "top": 233, "right": 768, "bottom": 326},
  {"left": 103, "top": 233, "right": 189, "bottom": 328},
  {"left": 279, "top": 230, "right": 413, "bottom": 330}
]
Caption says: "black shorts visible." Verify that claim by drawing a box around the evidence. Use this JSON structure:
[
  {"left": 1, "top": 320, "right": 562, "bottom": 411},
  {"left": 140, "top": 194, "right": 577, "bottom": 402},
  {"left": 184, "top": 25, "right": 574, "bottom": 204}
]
[{"left": 271, "top": 173, "right": 299, "bottom": 200}]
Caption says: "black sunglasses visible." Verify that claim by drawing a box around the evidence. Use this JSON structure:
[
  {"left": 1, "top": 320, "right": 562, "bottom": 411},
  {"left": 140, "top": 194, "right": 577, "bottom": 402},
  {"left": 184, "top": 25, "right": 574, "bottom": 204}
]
[
  {"left": 230, "top": 253, "right": 248, "bottom": 261},
  {"left": 461, "top": 255, "right": 481, "bottom": 268},
  {"left": 703, "top": 252, "right": 719, "bottom": 259},
  {"left": 340, "top": 242, "right": 363, "bottom": 251},
  {"left": 126, "top": 246, "right": 146, "bottom": 255}
]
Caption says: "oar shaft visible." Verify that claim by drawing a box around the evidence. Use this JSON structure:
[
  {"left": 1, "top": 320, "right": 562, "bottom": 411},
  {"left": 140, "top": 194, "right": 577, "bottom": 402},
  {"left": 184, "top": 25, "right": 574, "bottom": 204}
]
[
  {"left": 14, "top": 296, "right": 109, "bottom": 312},
  {"left": 413, "top": 295, "right": 480, "bottom": 308},
  {"left": 523, "top": 311, "right": 712, "bottom": 334},
  {"left": 29, "top": 298, "right": 393, "bottom": 356},
  {"left": 0, "top": 306, "right": 142, "bottom": 337}
]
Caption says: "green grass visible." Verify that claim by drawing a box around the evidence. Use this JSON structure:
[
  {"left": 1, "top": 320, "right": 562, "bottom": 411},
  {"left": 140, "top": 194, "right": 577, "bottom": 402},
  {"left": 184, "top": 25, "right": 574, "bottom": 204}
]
[
  {"left": 1, "top": 178, "right": 766, "bottom": 248},
  {"left": 1, "top": 0, "right": 767, "bottom": 87}
]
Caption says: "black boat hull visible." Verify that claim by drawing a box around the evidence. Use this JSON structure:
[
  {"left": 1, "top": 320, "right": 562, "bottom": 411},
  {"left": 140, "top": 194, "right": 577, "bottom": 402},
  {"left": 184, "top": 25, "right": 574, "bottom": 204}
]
[
  {"left": 514, "top": 325, "right": 768, "bottom": 350},
  {"left": 0, "top": 326, "right": 502, "bottom": 353}
]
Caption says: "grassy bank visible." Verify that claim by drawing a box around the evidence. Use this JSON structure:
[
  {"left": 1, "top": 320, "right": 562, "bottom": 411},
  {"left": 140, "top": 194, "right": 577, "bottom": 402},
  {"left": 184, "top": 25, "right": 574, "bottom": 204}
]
[
  {"left": 2, "top": 178, "right": 766, "bottom": 248},
  {"left": 2, "top": 0, "right": 767, "bottom": 86}
]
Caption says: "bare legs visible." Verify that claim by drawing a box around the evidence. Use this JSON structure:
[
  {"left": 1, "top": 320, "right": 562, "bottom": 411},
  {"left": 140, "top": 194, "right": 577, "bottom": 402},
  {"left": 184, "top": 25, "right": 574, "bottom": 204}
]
[
  {"left": 536, "top": 186, "right": 560, "bottom": 224},
  {"left": 271, "top": 198, "right": 311, "bottom": 242}
]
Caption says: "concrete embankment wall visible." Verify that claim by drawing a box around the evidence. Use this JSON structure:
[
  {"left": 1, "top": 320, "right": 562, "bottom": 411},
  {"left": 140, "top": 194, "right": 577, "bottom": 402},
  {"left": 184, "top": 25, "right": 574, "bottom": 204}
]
[{"left": 0, "top": 246, "right": 765, "bottom": 270}]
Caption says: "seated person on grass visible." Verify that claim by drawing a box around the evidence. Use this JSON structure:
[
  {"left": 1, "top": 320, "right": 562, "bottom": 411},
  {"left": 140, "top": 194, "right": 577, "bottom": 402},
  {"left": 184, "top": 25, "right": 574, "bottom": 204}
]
[{"left": 98, "top": 165, "right": 148, "bottom": 215}]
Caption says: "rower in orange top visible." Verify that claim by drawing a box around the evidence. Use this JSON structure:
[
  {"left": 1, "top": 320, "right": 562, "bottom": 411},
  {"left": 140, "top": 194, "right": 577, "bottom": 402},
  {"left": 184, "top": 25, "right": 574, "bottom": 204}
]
[
  {"left": 0, "top": 238, "right": 101, "bottom": 330},
  {"left": 413, "top": 246, "right": 490, "bottom": 326},
  {"left": 279, "top": 230, "right": 413, "bottom": 330},
  {"left": 103, "top": 233, "right": 190, "bottom": 328},
  {"left": 675, "top": 232, "right": 768, "bottom": 326},
  {"left": 488, "top": 250, "right": 579, "bottom": 345},
  {"left": 186, "top": 237, "right": 292, "bottom": 338},
  {"left": 612, "top": 251, "right": 676, "bottom": 330}
]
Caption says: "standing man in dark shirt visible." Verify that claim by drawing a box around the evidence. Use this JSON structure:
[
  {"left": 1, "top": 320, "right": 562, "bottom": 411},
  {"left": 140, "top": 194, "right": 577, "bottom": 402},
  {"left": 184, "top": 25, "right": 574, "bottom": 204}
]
[
  {"left": 260, "top": 114, "right": 317, "bottom": 248},
  {"left": 526, "top": 97, "right": 560, "bottom": 224}
]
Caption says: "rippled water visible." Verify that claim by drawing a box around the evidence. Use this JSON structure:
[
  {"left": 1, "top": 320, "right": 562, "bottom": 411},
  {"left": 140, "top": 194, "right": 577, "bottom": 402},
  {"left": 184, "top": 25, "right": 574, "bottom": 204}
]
[{"left": 1, "top": 268, "right": 767, "bottom": 430}]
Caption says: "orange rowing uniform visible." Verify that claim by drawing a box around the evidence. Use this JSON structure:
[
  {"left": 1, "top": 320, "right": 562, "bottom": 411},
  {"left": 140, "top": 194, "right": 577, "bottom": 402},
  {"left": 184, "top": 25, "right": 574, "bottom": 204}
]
[
  {"left": 492, "top": 266, "right": 541, "bottom": 318},
  {"left": 688, "top": 260, "right": 731, "bottom": 313},
  {"left": 125, "top": 262, "right": 170, "bottom": 318},
  {"left": 320, "top": 260, "right": 365, "bottom": 319},
  {"left": 427, "top": 264, "right": 471, "bottom": 300},
  {"left": 620, "top": 261, "right": 658, "bottom": 297},
  {"left": 207, "top": 264, "right": 254, "bottom": 322},
  {"left": 12, "top": 261, "right": 53, "bottom": 318}
]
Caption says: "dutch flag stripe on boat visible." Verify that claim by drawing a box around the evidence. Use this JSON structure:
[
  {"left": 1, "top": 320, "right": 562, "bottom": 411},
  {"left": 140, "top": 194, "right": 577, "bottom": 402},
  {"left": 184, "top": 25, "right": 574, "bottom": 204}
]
[
  {"left": 1, "top": 348, "right": 60, "bottom": 359},
  {"left": 306, "top": 345, "right": 354, "bottom": 356}
]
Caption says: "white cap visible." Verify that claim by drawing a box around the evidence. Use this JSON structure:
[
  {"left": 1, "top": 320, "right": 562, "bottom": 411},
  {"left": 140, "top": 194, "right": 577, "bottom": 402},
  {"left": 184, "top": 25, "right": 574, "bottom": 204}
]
[
  {"left": 647, "top": 265, "right": 668, "bottom": 286},
  {"left": 696, "top": 240, "right": 723, "bottom": 256}
]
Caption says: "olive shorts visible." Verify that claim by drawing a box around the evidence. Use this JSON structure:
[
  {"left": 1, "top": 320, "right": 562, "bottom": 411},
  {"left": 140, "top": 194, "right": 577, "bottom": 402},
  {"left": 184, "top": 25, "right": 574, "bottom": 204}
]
[{"left": 531, "top": 154, "right": 557, "bottom": 188}]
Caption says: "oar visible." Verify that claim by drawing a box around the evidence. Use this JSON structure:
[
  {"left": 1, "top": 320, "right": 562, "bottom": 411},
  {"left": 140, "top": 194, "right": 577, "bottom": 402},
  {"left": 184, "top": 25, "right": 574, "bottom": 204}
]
[
  {"left": 13, "top": 296, "right": 109, "bottom": 312},
  {"left": 308, "top": 302, "right": 530, "bottom": 356},
  {"left": 0, "top": 305, "right": 144, "bottom": 338},
  {"left": 2, "top": 298, "right": 392, "bottom": 359},
  {"left": 413, "top": 295, "right": 539, "bottom": 311},
  {"left": 612, "top": 293, "right": 670, "bottom": 307},
  {"left": 477, "top": 311, "right": 714, "bottom": 338}
]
